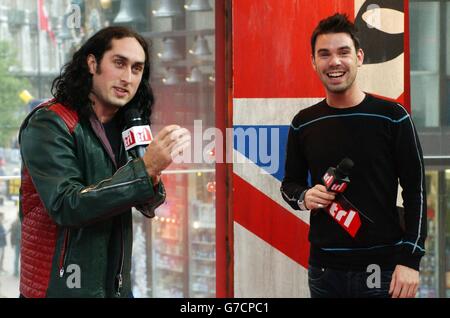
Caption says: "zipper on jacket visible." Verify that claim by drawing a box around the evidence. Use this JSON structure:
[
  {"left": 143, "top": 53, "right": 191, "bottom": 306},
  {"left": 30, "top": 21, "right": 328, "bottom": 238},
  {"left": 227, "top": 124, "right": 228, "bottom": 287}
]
[
  {"left": 59, "top": 229, "right": 71, "bottom": 277},
  {"left": 80, "top": 178, "right": 145, "bottom": 194},
  {"left": 116, "top": 217, "right": 125, "bottom": 297},
  {"left": 116, "top": 273, "right": 123, "bottom": 297}
]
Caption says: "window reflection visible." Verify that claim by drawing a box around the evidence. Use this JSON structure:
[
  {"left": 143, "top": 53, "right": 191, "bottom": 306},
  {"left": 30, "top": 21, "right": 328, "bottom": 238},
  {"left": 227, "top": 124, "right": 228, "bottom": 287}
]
[
  {"left": 419, "top": 171, "right": 438, "bottom": 297},
  {"left": 410, "top": 2, "right": 440, "bottom": 128}
]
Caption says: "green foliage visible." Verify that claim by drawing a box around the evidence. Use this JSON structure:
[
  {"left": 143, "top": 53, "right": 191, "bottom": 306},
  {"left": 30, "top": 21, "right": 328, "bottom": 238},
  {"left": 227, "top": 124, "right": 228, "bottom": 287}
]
[{"left": 0, "top": 41, "right": 30, "bottom": 147}]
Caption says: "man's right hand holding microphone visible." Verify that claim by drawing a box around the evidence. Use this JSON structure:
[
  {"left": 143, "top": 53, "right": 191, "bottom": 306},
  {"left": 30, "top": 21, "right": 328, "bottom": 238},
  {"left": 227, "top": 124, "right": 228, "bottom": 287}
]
[
  {"left": 301, "top": 158, "right": 354, "bottom": 210},
  {"left": 303, "top": 185, "right": 336, "bottom": 210}
]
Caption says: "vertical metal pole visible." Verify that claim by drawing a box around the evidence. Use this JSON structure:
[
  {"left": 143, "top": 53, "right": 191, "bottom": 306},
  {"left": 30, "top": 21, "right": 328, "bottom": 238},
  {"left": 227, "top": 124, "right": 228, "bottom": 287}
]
[
  {"left": 439, "top": 0, "right": 448, "bottom": 127},
  {"left": 215, "top": 0, "right": 233, "bottom": 298},
  {"left": 437, "top": 0, "right": 448, "bottom": 297},
  {"left": 438, "top": 170, "right": 447, "bottom": 297}
]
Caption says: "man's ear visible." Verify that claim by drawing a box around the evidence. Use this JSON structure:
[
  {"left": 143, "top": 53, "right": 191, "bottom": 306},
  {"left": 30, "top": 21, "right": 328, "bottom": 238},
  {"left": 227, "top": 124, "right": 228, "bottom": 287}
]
[
  {"left": 357, "top": 48, "right": 364, "bottom": 67},
  {"left": 311, "top": 54, "right": 317, "bottom": 72},
  {"left": 87, "top": 54, "right": 97, "bottom": 74}
]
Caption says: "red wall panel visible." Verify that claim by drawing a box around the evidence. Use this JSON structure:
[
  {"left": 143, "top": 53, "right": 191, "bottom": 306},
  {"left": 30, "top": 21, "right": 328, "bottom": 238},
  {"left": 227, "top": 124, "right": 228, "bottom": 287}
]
[{"left": 233, "top": 0, "right": 354, "bottom": 98}]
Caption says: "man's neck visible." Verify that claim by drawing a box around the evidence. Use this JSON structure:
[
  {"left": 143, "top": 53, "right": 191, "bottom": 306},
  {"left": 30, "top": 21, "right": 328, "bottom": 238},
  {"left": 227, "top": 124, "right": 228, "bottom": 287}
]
[
  {"left": 90, "top": 99, "right": 119, "bottom": 123},
  {"left": 326, "top": 86, "right": 366, "bottom": 109}
]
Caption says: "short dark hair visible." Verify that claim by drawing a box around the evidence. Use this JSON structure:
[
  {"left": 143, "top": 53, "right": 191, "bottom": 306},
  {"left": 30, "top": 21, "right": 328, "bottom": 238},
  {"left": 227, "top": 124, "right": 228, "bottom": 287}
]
[
  {"left": 310, "top": 13, "right": 360, "bottom": 56},
  {"left": 51, "top": 26, "right": 154, "bottom": 123}
]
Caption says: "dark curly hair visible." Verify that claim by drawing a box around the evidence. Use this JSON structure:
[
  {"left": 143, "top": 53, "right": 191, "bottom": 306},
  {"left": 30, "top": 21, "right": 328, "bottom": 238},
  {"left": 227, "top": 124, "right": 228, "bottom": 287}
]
[
  {"left": 311, "top": 13, "right": 360, "bottom": 57},
  {"left": 51, "top": 26, "right": 154, "bottom": 124}
]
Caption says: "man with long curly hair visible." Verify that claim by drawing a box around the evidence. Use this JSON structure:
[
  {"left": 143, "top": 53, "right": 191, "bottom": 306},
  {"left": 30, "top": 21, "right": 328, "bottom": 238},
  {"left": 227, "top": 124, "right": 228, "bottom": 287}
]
[{"left": 18, "top": 26, "right": 190, "bottom": 298}]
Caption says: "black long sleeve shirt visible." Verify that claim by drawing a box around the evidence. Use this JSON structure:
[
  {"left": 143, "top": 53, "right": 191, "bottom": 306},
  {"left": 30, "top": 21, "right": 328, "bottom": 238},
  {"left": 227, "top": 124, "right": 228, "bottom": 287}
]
[{"left": 281, "top": 94, "right": 427, "bottom": 271}]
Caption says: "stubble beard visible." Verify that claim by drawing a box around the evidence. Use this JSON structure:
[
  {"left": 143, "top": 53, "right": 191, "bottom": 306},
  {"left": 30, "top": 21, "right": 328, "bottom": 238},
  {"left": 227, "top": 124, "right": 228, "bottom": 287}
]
[{"left": 324, "top": 71, "right": 357, "bottom": 94}]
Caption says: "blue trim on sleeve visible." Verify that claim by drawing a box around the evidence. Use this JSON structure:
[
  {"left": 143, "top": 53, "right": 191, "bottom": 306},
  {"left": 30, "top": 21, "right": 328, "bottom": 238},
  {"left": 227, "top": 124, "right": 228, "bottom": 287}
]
[
  {"left": 320, "top": 240, "right": 425, "bottom": 253},
  {"left": 402, "top": 241, "right": 426, "bottom": 253}
]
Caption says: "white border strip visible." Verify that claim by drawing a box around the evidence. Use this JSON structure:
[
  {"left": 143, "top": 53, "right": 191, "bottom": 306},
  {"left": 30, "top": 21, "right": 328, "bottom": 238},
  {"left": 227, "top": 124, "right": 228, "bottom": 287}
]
[
  {"left": 233, "top": 98, "right": 324, "bottom": 126},
  {"left": 233, "top": 150, "right": 310, "bottom": 225},
  {"left": 234, "top": 223, "right": 309, "bottom": 297}
]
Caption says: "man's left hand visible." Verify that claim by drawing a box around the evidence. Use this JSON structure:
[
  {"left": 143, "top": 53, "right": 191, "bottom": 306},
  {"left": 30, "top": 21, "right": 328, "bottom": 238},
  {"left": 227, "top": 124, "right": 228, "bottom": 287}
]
[{"left": 389, "top": 265, "right": 419, "bottom": 298}]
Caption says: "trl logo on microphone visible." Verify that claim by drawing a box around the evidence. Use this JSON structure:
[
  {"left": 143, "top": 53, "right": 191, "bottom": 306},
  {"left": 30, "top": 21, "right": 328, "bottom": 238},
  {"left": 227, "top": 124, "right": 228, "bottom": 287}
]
[
  {"left": 326, "top": 201, "right": 361, "bottom": 237},
  {"left": 323, "top": 172, "right": 348, "bottom": 193},
  {"left": 122, "top": 125, "right": 153, "bottom": 151}
]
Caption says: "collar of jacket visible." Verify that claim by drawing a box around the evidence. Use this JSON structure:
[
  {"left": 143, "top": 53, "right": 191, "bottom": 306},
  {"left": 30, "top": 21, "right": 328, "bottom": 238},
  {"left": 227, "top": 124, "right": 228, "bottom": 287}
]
[{"left": 89, "top": 111, "right": 118, "bottom": 169}]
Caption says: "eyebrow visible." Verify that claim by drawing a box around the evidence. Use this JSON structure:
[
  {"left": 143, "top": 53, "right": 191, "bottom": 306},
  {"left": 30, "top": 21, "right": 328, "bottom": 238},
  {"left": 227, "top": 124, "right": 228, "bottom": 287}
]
[
  {"left": 316, "top": 48, "right": 330, "bottom": 54},
  {"left": 316, "top": 46, "right": 352, "bottom": 54},
  {"left": 113, "top": 54, "right": 145, "bottom": 66},
  {"left": 337, "top": 46, "right": 352, "bottom": 51}
]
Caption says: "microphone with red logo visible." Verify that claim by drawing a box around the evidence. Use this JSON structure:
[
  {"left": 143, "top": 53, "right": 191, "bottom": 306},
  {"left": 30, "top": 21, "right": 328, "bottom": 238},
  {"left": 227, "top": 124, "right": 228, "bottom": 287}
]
[
  {"left": 322, "top": 158, "right": 354, "bottom": 193},
  {"left": 321, "top": 158, "right": 363, "bottom": 238},
  {"left": 122, "top": 107, "right": 156, "bottom": 218},
  {"left": 122, "top": 108, "right": 153, "bottom": 160}
]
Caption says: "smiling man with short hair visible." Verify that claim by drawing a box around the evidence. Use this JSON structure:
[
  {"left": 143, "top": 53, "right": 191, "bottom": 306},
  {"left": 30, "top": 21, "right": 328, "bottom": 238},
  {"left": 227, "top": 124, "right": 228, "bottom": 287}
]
[{"left": 281, "top": 13, "right": 427, "bottom": 298}]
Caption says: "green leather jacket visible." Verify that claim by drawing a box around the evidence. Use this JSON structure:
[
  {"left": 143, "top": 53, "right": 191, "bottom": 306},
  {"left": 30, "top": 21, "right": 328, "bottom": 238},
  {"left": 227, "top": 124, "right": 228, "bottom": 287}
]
[{"left": 19, "top": 100, "right": 165, "bottom": 298}]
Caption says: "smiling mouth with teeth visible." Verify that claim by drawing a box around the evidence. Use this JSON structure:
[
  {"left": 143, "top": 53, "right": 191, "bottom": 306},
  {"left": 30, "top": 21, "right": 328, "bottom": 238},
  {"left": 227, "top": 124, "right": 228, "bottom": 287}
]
[{"left": 327, "top": 72, "right": 345, "bottom": 78}]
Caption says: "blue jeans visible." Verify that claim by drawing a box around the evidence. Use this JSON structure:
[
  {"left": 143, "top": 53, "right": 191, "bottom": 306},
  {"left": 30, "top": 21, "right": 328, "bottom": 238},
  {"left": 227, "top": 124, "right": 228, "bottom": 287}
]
[{"left": 308, "top": 265, "right": 394, "bottom": 298}]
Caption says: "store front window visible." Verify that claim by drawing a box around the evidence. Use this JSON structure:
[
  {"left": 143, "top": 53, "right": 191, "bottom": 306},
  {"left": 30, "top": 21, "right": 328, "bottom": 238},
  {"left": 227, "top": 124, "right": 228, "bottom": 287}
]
[
  {"left": 445, "top": 170, "right": 450, "bottom": 297},
  {"left": 419, "top": 171, "right": 439, "bottom": 297},
  {"left": 134, "top": 0, "right": 216, "bottom": 298},
  {"left": 419, "top": 168, "right": 450, "bottom": 298},
  {"left": 0, "top": 0, "right": 216, "bottom": 298},
  {"left": 410, "top": 0, "right": 450, "bottom": 298}
]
